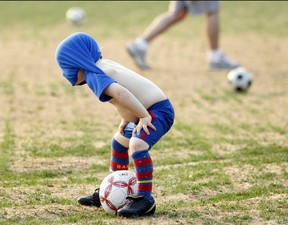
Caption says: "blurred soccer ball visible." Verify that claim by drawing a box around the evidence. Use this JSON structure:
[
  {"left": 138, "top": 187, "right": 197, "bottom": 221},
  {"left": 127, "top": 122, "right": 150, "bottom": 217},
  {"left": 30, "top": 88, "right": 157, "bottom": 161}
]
[
  {"left": 99, "top": 170, "right": 137, "bottom": 215},
  {"left": 227, "top": 67, "right": 253, "bottom": 92},
  {"left": 66, "top": 7, "right": 86, "bottom": 26}
]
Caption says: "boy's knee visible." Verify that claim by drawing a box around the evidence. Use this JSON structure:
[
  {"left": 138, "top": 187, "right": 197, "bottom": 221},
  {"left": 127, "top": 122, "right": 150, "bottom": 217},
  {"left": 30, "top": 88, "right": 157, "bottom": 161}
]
[
  {"left": 113, "top": 132, "right": 129, "bottom": 147},
  {"left": 113, "top": 122, "right": 135, "bottom": 146},
  {"left": 129, "top": 137, "right": 149, "bottom": 154}
]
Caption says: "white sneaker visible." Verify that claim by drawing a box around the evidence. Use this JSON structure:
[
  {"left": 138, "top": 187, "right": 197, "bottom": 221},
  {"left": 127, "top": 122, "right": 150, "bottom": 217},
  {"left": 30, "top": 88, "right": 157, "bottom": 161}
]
[
  {"left": 126, "top": 40, "right": 150, "bottom": 70},
  {"left": 209, "top": 52, "right": 240, "bottom": 70}
]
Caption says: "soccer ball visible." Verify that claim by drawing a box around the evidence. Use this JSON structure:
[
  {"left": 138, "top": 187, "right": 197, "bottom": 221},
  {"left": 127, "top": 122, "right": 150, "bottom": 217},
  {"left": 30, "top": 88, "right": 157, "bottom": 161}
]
[
  {"left": 99, "top": 170, "right": 138, "bottom": 214},
  {"left": 227, "top": 67, "right": 253, "bottom": 92},
  {"left": 66, "top": 7, "right": 86, "bottom": 26}
]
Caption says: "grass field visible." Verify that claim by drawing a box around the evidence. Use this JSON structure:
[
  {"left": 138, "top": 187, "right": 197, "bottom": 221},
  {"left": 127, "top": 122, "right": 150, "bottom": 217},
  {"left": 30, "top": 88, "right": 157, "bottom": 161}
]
[{"left": 0, "top": 1, "right": 287, "bottom": 224}]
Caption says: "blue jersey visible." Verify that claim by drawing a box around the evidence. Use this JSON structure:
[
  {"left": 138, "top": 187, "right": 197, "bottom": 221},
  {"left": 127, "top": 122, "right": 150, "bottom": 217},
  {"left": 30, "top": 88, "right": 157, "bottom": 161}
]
[
  {"left": 55, "top": 32, "right": 107, "bottom": 87},
  {"left": 84, "top": 71, "right": 116, "bottom": 102}
]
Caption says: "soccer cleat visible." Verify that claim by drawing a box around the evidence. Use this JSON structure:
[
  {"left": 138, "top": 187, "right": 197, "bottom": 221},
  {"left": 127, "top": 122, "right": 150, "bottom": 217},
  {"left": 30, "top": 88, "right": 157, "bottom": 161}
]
[
  {"left": 77, "top": 188, "right": 101, "bottom": 207},
  {"left": 117, "top": 195, "right": 156, "bottom": 218},
  {"left": 126, "top": 42, "right": 151, "bottom": 70},
  {"left": 209, "top": 53, "right": 240, "bottom": 70}
]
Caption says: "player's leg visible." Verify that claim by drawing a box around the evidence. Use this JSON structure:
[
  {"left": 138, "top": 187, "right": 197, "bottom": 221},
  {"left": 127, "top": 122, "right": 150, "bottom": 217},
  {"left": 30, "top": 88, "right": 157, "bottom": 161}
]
[
  {"left": 110, "top": 122, "right": 135, "bottom": 171},
  {"left": 117, "top": 137, "right": 156, "bottom": 218},
  {"left": 77, "top": 123, "right": 134, "bottom": 207},
  {"left": 117, "top": 100, "right": 175, "bottom": 218},
  {"left": 142, "top": 2, "right": 188, "bottom": 43},
  {"left": 206, "top": 10, "right": 219, "bottom": 51},
  {"left": 201, "top": 2, "right": 240, "bottom": 69},
  {"left": 127, "top": 1, "right": 187, "bottom": 70}
]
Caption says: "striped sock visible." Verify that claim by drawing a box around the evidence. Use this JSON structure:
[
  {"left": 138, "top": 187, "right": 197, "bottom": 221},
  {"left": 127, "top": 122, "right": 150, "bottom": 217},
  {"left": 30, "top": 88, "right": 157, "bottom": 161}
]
[
  {"left": 110, "top": 139, "right": 129, "bottom": 171},
  {"left": 132, "top": 150, "right": 153, "bottom": 200}
]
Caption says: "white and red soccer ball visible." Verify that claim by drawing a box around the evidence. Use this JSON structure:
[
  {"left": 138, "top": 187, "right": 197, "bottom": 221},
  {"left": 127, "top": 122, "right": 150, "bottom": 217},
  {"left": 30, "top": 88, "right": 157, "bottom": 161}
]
[{"left": 99, "top": 170, "right": 138, "bottom": 214}]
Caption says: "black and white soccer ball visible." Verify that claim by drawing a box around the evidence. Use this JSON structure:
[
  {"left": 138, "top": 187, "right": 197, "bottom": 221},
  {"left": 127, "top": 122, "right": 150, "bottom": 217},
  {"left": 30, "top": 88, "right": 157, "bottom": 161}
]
[
  {"left": 227, "top": 67, "right": 253, "bottom": 92},
  {"left": 66, "top": 7, "right": 86, "bottom": 26}
]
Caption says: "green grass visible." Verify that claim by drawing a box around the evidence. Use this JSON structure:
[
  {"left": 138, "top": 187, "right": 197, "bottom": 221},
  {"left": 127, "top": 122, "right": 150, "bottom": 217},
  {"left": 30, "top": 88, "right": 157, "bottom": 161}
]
[
  {"left": 0, "top": 1, "right": 288, "bottom": 225},
  {"left": 1, "top": 1, "right": 287, "bottom": 37}
]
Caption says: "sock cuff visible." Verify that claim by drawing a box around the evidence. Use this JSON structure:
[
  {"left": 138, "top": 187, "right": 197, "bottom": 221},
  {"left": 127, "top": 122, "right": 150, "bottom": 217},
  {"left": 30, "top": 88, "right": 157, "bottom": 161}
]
[
  {"left": 131, "top": 149, "right": 149, "bottom": 160},
  {"left": 209, "top": 49, "right": 223, "bottom": 62},
  {"left": 111, "top": 138, "right": 128, "bottom": 152}
]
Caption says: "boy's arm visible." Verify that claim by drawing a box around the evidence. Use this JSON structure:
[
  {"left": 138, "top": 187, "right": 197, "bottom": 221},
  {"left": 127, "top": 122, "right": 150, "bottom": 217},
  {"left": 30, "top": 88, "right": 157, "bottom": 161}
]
[{"left": 104, "top": 83, "right": 156, "bottom": 135}]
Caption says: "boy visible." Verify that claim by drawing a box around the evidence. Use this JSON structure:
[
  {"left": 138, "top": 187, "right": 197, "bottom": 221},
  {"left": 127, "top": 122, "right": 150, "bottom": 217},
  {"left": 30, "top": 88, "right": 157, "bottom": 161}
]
[{"left": 55, "top": 32, "right": 174, "bottom": 218}]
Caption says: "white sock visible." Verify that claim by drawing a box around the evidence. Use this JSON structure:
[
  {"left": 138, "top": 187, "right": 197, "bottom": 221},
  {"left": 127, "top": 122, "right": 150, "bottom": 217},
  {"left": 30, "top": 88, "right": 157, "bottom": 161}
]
[
  {"left": 209, "top": 49, "right": 223, "bottom": 62},
  {"left": 135, "top": 38, "right": 148, "bottom": 51}
]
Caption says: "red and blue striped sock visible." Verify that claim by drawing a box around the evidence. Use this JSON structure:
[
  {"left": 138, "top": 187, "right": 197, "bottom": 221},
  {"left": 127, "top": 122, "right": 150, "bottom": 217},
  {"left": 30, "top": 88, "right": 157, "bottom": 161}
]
[
  {"left": 110, "top": 139, "right": 129, "bottom": 171},
  {"left": 132, "top": 150, "right": 153, "bottom": 200}
]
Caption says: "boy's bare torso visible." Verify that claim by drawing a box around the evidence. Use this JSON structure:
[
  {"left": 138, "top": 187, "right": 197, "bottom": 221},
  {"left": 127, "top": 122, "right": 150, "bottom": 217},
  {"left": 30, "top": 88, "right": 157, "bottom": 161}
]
[{"left": 77, "top": 59, "right": 167, "bottom": 122}]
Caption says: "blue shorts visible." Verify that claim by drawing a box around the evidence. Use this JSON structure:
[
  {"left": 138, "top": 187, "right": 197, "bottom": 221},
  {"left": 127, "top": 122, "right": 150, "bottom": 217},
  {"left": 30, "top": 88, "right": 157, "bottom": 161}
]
[{"left": 133, "top": 99, "right": 175, "bottom": 149}]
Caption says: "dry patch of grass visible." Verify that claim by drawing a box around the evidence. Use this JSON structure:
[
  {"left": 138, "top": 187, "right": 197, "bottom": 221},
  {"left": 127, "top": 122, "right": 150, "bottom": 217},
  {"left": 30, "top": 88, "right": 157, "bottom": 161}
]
[{"left": 11, "top": 156, "right": 107, "bottom": 173}]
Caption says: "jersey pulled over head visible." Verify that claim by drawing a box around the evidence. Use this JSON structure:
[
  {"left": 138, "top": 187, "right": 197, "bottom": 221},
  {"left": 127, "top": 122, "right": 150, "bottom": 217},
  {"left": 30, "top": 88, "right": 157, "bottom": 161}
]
[
  {"left": 55, "top": 32, "right": 116, "bottom": 102},
  {"left": 55, "top": 32, "right": 104, "bottom": 86}
]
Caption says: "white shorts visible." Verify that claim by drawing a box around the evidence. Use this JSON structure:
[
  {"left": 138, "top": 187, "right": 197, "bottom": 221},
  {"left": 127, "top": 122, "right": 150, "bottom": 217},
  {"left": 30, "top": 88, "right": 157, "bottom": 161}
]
[{"left": 169, "top": 1, "right": 220, "bottom": 15}]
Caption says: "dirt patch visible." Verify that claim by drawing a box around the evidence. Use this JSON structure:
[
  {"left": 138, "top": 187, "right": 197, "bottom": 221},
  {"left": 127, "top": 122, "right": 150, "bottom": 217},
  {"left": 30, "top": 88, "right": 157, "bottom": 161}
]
[
  {"left": 224, "top": 165, "right": 257, "bottom": 190},
  {"left": 11, "top": 156, "right": 107, "bottom": 173},
  {"left": 0, "top": 204, "right": 92, "bottom": 221}
]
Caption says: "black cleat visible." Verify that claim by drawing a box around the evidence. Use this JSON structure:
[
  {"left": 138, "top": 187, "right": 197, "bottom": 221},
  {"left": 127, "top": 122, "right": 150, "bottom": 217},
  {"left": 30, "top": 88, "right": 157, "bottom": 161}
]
[
  {"left": 117, "top": 195, "right": 156, "bottom": 218},
  {"left": 77, "top": 188, "right": 101, "bottom": 207}
]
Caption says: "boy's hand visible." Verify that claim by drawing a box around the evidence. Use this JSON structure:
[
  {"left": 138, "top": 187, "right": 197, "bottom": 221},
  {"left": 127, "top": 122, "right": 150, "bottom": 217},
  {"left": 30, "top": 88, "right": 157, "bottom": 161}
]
[
  {"left": 134, "top": 115, "right": 156, "bottom": 135},
  {"left": 118, "top": 119, "right": 129, "bottom": 135}
]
